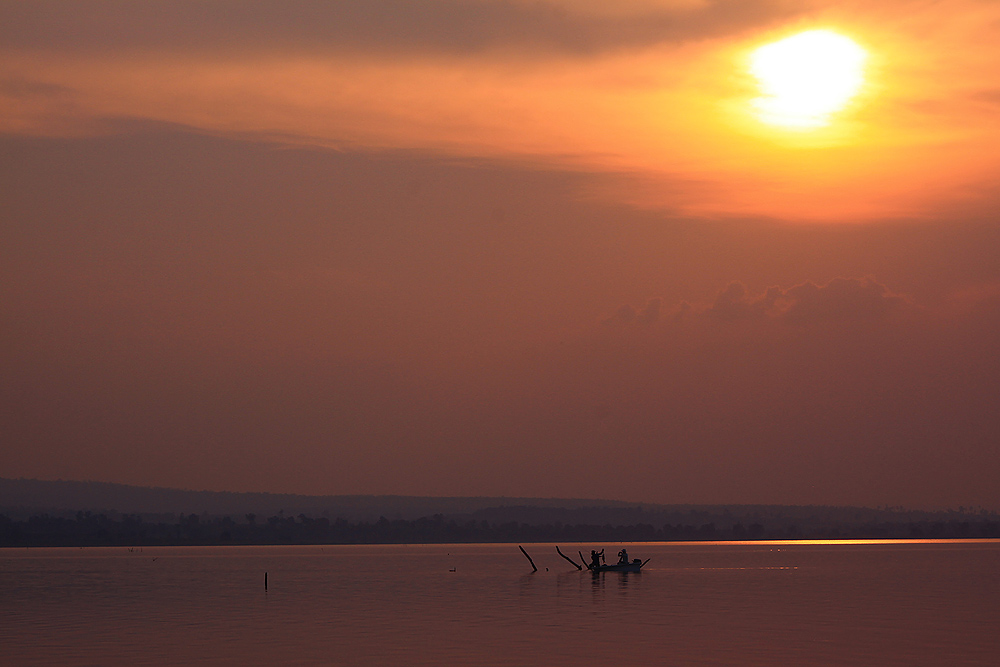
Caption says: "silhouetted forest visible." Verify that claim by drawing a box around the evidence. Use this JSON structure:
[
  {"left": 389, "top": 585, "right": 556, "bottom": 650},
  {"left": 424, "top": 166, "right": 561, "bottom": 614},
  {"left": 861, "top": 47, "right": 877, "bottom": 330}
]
[
  {"left": 2, "top": 510, "right": 999, "bottom": 547},
  {"left": 3, "top": 478, "right": 999, "bottom": 547}
]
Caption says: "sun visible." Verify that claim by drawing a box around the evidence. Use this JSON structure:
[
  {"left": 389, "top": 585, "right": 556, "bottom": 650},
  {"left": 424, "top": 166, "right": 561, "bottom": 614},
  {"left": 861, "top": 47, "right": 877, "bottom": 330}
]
[{"left": 750, "top": 30, "right": 867, "bottom": 129}]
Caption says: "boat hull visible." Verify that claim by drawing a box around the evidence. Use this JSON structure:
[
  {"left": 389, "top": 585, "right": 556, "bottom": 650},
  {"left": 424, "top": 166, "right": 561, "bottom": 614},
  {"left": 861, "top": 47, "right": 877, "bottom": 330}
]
[{"left": 591, "top": 562, "right": 643, "bottom": 573}]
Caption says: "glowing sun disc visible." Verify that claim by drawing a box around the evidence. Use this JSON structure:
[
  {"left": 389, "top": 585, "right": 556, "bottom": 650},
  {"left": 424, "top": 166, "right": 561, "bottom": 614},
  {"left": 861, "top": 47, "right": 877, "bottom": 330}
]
[{"left": 750, "top": 30, "right": 867, "bottom": 128}]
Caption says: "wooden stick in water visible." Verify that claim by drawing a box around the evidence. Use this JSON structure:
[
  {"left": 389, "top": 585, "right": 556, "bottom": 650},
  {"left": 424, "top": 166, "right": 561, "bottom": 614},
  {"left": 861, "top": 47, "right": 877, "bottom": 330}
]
[
  {"left": 555, "top": 546, "right": 582, "bottom": 570},
  {"left": 518, "top": 545, "right": 537, "bottom": 572}
]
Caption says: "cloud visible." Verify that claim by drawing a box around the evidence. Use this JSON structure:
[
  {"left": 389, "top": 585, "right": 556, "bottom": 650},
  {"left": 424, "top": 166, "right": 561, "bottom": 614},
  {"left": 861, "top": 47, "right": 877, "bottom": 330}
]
[
  {"left": 778, "top": 277, "right": 909, "bottom": 324},
  {"left": 971, "top": 89, "right": 1000, "bottom": 106},
  {"left": 4, "top": 0, "right": 1000, "bottom": 223},
  {"left": 0, "top": 0, "right": 803, "bottom": 58},
  {"left": 673, "top": 300, "right": 693, "bottom": 323},
  {"left": 0, "top": 77, "right": 74, "bottom": 99},
  {"left": 706, "top": 281, "right": 775, "bottom": 321},
  {"left": 637, "top": 297, "right": 661, "bottom": 325},
  {"left": 606, "top": 297, "right": 662, "bottom": 327},
  {"left": 672, "top": 277, "right": 911, "bottom": 325},
  {"left": 607, "top": 303, "right": 638, "bottom": 325}
]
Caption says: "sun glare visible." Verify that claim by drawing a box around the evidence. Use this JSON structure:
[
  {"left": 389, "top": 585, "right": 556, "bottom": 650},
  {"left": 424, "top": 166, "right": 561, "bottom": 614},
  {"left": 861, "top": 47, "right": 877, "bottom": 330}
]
[{"left": 750, "top": 30, "right": 867, "bottom": 129}]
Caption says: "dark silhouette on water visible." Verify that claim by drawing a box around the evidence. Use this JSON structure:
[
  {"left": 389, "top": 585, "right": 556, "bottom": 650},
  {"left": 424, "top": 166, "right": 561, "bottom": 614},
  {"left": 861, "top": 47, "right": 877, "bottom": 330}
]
[
  {"left": 582, "top": 546, "right": 650, "bottom": 573},
  {"left": 518, "top": 545, "right": 537, "bottom": 572},
  {"left": 2, "top": 507, "right": 999, "bottom": 547},
  {"left": 555, "top": 545, "right": 583, "bottom": 569}
]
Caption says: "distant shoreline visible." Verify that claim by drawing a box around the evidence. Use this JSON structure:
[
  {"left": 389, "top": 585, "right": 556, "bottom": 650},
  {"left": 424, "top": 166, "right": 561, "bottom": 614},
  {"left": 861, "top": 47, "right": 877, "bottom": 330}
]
[
  {"left": 3, "top": 511, "right": 998, "bottom": 548},
  {"left": 5, "top": 477, "right": 999, "bottom": 547}
]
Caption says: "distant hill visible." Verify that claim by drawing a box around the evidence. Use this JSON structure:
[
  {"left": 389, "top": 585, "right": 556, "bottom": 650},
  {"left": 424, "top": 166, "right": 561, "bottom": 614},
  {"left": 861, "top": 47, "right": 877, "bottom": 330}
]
[
  {"left": 4, "top": 478, "right": 1000, "bottom": 547},
  {"left": 0, "top": 477, "right": 639, "bottom": 522}
]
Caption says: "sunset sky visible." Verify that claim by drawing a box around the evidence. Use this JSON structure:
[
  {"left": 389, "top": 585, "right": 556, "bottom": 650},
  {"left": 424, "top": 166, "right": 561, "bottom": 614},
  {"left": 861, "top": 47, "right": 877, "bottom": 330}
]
[{"left": 3, "top": 0, "right": 1000, "bottom": 509}]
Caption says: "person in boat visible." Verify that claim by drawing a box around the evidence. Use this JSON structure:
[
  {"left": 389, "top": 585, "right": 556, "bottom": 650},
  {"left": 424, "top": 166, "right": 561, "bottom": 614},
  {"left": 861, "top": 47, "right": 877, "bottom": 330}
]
[
  {"left": 617, "top": 548, "right": 629, "bottom": 565},
  {"left": 590, "top": 549, "right": 604, "bottom": 569}
]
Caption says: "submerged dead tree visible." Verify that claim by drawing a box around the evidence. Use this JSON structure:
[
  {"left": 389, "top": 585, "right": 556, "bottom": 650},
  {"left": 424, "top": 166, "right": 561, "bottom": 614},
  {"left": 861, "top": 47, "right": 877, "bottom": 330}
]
[
  {"left": 518, "top": 545, "right": 537, "bottom": 571},
  {"left": 555, "top": 546, "right": 582, "bottom": 569}
]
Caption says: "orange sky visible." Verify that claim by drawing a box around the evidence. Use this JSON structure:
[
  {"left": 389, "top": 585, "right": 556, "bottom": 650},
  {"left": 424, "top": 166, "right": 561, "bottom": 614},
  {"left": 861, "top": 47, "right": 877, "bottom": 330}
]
[
  {"left": 2, "top": 1, "right": 1000, "bottom": 508},
  {"left": 3, "top": 0, "right": 1000, "bottom": 220}
]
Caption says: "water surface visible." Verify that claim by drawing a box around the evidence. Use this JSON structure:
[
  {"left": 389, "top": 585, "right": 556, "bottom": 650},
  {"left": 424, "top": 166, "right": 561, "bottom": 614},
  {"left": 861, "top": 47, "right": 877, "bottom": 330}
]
[{"left": 2, "top": 540, "right": 998, "bottom": 665}]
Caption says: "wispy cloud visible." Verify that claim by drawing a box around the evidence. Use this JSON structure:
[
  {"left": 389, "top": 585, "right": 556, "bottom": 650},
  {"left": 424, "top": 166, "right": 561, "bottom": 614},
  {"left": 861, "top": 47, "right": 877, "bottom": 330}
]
[
  {"left": 2, "top": 0, "right": 999, "bottom": 221},
  {"left": 0, "top": 1, "right": 802, "bottom": 57},
  {"left": 613, "top": 277, "right": 912, "bottom": 328}
]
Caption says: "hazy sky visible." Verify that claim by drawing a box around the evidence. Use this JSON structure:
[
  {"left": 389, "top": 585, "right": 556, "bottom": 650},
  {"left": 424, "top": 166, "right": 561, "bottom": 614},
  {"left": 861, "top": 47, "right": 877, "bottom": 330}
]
[{"left": 3, "top": 1, "right": 1000, "bottom": 509}]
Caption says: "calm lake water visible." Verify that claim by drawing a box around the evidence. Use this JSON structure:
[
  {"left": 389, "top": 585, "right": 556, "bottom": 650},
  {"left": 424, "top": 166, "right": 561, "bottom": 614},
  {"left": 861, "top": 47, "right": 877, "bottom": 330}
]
[{"left": 2, "top": 540, "right": 998, "bottom": 666}]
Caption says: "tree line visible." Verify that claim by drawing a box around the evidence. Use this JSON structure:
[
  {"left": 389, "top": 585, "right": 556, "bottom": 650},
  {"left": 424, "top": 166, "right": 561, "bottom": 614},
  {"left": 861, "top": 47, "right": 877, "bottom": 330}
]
[{"left": 2, "top": 511, "right": 999, "bottom": 547}]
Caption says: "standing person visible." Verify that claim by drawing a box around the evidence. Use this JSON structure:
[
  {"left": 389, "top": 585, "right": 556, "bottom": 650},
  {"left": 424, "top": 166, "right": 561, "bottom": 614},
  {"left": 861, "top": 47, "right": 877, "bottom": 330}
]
[{"left": 590, "top": 549, "right": 604, "bottom": 569}]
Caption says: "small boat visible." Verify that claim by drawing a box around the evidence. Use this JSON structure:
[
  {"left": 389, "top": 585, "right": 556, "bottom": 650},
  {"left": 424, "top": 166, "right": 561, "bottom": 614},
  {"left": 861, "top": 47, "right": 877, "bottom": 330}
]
[{"left": 590, "top": 558, "right": 648, "bottom": 573}]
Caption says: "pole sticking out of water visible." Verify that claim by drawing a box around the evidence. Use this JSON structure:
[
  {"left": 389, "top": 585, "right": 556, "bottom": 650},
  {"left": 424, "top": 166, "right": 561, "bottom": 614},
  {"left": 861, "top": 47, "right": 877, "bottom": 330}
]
[
  {"left": 555, "top": 546, "right": 583, "bottom": 570},
  {"left": 518, "top": 545, "right": 537, "bottom": 572},
  {"left": 265, "top": 572, "right": 268, "bottom": 591}
]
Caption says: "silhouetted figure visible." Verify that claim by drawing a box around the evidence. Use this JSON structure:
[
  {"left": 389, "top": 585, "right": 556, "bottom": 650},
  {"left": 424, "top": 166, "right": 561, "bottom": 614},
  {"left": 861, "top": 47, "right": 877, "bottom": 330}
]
[
  {"left": 617, "top": 548, "right": 629, "bottom": 565},
  {"left": 590, "top": 549, "right": 604, "bottom": 569}
]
